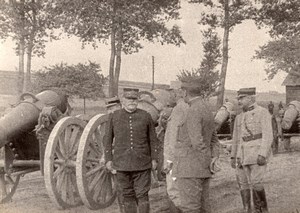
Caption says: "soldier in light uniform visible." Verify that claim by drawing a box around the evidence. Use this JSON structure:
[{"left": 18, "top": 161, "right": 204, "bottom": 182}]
[
  {"left": 171, "top": 79, "right": 220, "bottom": 213},
  {"left": 163, "top": 86, "right": 189, "bottom": 213},
  {"left": 104, "top": 88, "right": 159, "bottom": 213},
  {"left": 231, "top": 87, "right": 273, "bottom": 213}
]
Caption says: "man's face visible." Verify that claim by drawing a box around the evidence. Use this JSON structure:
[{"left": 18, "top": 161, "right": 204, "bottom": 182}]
[
  {"left": 238, "top": 96, "right": 251, "bottom": 110},
  {"left": 122, "top": 97, "right": 138, "bottom": 111}
]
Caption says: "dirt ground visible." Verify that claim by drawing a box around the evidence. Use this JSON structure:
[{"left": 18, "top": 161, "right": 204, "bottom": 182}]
[{"left": 1, "top": 138, "right": 300, "bottom": 213}]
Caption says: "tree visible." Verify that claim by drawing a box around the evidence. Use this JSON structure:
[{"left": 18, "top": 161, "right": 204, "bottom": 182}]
[
  {"left": 48, "top": 0, "right": 185, "bottom": 97},
  {"left": 253, "top": 0, "right": 300, "bottom": 79},
  {"left": 0, "top": 0, "right": 59, "bottom": 93},
  {"left": 32, "top": 62, "right": 106, "bottom": 113},
  {"left": 189, "top": 0, "right": 254, "bottom": 108},
  {"left": 177, "top": 27, "right": 221, "bottom": 98}
]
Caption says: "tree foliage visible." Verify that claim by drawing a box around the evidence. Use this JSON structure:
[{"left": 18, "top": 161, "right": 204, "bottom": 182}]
[
  {"left": 189, "top": 0, "right": 254, "bottom": 107},
  {"left": 32, "top": 61, "right": 106, "bottom": 99},
  {"left": 253, "top": 0, "right": 300, "bottom": 79},
  {"left": 177, "top": 27, "right": 221, "bottom": 98},
  {"left": 0, "top": 0, "right": 59, "bottom": 92},
  {"left": 47, "top": 0, "right": 185, "bottom": 97}
]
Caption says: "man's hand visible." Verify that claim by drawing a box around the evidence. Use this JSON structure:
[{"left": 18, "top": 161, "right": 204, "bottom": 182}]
[
  {"left": 152, "top": 160, "right": 158, "bottom": 170},
  {"left": 163, "top": 160, "right": 173, "bottom": 175},
  {"left": 257, "top": 155, "right": 267, "bottom": 166},
  {"left": 105, "top": 161, "right": 116, "bottom": 174},
  {"left": 210, "top": 157, "right": 220, "bottom": 174},
  {"left": 230, "top": 157, "right": 236, "bottom": 169}
]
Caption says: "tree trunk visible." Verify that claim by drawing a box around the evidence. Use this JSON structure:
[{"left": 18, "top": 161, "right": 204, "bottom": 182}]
[
  {"left": 83, "top": 97, "right": 86, "bottom": 114},
  {"left": 108, "top": 3, "right": 117, "bottom": 98},
  {"left": 108, "top": 28, "right": 116, "bottom": 98},
  {"left": 18, "top": 0, "right": 26, "bottom": 95},
  {"left": 25, "top": 44, "right": 33, "bottom": 92},
  {"left": 24, "top": 0, "right": 37, "bottom": 92},
  {"left": 113, "top": 21, "right": 123, "bottom": 97},
  {"left": 217, "top": 0, "right": 230, "bottom": 109}
]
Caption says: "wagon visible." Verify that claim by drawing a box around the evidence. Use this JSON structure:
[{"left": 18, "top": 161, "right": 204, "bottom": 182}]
[{"left": 0, "top": 88, "right": 172, "bottom": 210}]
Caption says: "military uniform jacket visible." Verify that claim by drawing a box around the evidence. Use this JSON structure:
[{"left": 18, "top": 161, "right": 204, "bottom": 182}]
[
  {"left": 172, "top": 97, "right": 220, "bottom": 178},
  {"left": 164, "top": 99, "right": 189, "bottom": 164},
  {"left": 231, "top": 103, "right": 273, "bottom": 165},
  {"left": 104, "top": 108, "right": 159, "bottom": 171}
]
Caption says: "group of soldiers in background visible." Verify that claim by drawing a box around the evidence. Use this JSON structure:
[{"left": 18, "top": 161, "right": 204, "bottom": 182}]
[{"left": 102, "top": 82, "right": 277, "bottom": 213}]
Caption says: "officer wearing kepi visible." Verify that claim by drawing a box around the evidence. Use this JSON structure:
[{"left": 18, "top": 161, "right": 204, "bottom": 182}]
[
  {"left": 231, "top": 87, "right": 273, "bottom": 213},
  {"left": 104, "top": 88, "right": 159, "bottom": 213}
]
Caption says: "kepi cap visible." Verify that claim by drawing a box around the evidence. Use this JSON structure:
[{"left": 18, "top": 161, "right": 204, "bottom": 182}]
[
  {"left": 237, "top": 87, "right": 256, "bottom": 98},
  {"left": 123, "top": 88, "right": 139, "bottom": 99},
  {"left": 105, "top": 96, "right": 120, "bottom": 108}
]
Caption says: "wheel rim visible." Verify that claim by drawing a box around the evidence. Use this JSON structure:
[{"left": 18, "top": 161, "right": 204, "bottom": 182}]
[
  {"left": 77, "top": 114, "right": 117, "bottom": 209},
  {"left": 0, "top": 173, "right": 20, "bottom": 203},
  {"left": 44, "top": 116, "right": 86, "bottom": 209}
]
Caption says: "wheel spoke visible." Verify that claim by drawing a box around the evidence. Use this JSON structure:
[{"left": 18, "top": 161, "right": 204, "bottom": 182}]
[
  {"left": 86, "top": 165, "right": 103, "bottom": 178},
  {"left": 67, "top": 173, "right": 75, "bottom": 204},
  {"left": 53, "top": 166, "right": 65, "bottom": 179},
  {"left": 89, "top": 140, "right": 102, "bottom": 157},
  {"left": 55, "top": 146, "right": 65, "bottom": 159},
  {"left": 88, "top": 168, "right": 105, "bottom": 192},
  {"left": 64, "top": 126, "right": 72, "bottom": 150},
  {"left": 56, "top": 170, "right": 65, "bottom": 191},
  {"left": 58, "top": 132, "right": 66, "bottom": 156},
  {"left": 69, "top": 126, "right": 81, "bottom": 156},
  {"left": 61, "top": 171, "right": 68, "bottom": 202}
]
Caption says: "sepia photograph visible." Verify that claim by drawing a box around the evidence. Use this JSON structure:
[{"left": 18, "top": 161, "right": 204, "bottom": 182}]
[{"left": 0, "top": 0, "right": 300, "bottom": 212}]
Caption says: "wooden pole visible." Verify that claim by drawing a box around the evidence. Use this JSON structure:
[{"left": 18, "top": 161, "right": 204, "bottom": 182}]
[{"left": 152, "top": 56, "right": 155, "bottom": 90}]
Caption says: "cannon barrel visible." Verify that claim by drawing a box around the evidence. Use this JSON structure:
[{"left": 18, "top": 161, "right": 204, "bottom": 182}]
[
  {"left": 214, "top": 102, "right": 234, "bottom": 131},
  {"left": 281, "top": 101, "right": 300, "bottom": 130},
  {"left": 0, "top": 90, "right": 69, "bottom": 147}
]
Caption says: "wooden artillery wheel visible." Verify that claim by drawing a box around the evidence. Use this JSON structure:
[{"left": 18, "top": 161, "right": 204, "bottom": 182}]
[
  {"left": 0, "top": 172, "right": 20, "bottom": 203},
  {"left": 76, "top": 114, "right": 117, "bottom": 209},
  {"left": 44, "top": 116, "right": 86, "bottom": 209}
]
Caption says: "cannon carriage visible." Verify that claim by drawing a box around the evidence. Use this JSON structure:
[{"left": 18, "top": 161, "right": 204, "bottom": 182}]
[{"left": 0, "top": 88, "right": 172, "bottom": 210}]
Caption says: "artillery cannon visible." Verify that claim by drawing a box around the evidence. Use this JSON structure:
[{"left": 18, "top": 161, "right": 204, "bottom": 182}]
[
  {"left": 0, "top": 90, "right": 70, "bottom": 204},
  {"left": 214, "top": 102, "right": 236, "bottom": 140},
  {"left": 279, "top": 100, "right": 300, "bottom": 151},
  {"left": 0, "top": 88, "right": 173, "bottom": 210}
]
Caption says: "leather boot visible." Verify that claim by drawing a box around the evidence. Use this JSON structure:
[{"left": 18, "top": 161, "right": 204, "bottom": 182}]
[
  {"left": 138, "top": 200, "right": 150, "bottom": 213},
  {"left": 124, "top": 198, "right": 137, "bottom": 213},
  {"left": 168, "top": 198, "right": 182, "bottom": 213},
  {"left": 253, "top": 188, "right": 269, "bottom": 213},
  {"left": 240, "top": 189, "right": 251, "bottom": 213}
]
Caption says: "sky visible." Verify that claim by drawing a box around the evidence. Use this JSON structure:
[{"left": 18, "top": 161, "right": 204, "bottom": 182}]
[{"left": 0, "top": 1, "right": 287, "bottom": 93}]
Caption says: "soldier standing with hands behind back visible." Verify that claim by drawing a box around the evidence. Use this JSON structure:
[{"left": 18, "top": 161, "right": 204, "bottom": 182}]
[
  {"left": 231, "top": 87, "right": 273, "bottom": 213},
  {"left": 171, "top": 79, "right": 220, "bottom": 213},
  {"left": 104, "top": 88, "right": 159, "bottom": 213}
]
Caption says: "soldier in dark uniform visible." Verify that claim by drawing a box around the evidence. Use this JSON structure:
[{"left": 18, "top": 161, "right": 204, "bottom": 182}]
[{"left": 104, "top": 88, "right": 159, "bottom": 213}]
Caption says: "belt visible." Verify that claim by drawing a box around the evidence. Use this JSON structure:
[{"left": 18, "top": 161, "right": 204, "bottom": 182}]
[{"left": 242, "top": 133, "right": 262, "bottom": 142}]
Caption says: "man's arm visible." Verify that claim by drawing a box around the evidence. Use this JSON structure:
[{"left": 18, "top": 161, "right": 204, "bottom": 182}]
[
  {"left": 148, "top": 113, "right": 159, "bottom": 161},
  {"left": 104, "top": 113, "right": 114, "bottom": 163},
  {"left": 186, "top": 106, "right": 206, "bottom": 151},
  {"left": 164, "top": 105, "right": 185, "bottom": 162},
  {"left": 258, "top": 109, "right": 273, "bottom": 158},
  {"left": 210, "top": 130, "right": 220, "bottom": 158},
  {"left": 230, "top": 115, "right": 240, "bottom": 159}
]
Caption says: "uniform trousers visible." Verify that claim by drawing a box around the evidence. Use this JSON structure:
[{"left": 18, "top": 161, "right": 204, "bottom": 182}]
[
  {"left": 166, "top": 170, "right": 180, "bottom": 206},
  {"left": 116, "top": 169, "right": 151, "bottom": 202},
  {"left": 236, "top": 164, "right": 267, "bottom": 191},
  {"left": 177, "top": 177, "right": 211, "bottom": 213}
]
